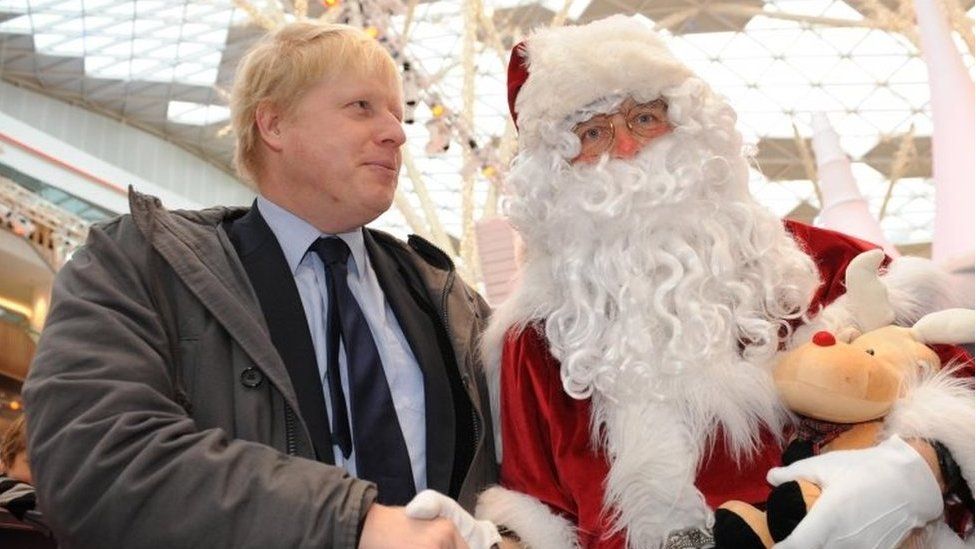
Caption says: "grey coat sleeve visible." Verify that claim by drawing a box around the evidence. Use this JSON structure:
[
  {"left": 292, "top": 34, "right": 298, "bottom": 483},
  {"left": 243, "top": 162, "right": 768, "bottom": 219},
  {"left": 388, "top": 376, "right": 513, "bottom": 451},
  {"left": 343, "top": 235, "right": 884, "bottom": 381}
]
[{"left": 23, "top": 220, "right": 374, "bottom": 549}]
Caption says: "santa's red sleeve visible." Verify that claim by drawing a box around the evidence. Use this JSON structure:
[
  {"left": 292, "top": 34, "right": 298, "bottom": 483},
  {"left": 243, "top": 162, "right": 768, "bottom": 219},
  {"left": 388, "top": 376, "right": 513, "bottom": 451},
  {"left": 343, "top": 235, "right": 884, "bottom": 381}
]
[{"left": 476, "top": 324, "right": 623, "bottom": 549}]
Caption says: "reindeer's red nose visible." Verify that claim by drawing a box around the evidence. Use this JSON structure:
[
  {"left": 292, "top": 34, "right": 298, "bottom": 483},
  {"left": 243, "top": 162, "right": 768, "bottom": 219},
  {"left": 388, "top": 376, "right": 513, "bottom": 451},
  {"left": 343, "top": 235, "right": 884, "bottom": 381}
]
[{"left": 812, "top": 331, "right": 836, "bottom": 346}]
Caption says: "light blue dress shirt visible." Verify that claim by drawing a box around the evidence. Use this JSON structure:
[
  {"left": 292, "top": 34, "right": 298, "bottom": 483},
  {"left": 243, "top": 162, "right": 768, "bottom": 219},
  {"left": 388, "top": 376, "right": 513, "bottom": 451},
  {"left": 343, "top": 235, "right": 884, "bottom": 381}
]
[{"left": 256, "top": 196, "right": 427, "bottom": 491}]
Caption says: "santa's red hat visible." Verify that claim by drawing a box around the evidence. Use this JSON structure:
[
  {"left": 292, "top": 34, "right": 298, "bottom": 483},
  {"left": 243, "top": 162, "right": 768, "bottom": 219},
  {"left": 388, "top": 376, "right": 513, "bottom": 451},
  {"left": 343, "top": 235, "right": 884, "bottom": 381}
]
[{"left": 506, "top": 15, "right": 694, "bottom": 150}]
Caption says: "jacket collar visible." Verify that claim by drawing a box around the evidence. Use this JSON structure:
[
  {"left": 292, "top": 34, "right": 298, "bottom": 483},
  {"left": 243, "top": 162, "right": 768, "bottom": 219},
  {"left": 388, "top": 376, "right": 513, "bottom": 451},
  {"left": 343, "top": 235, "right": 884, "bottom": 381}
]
[{"left": 126, "top": 188, "right": 306, "bottom": 426}]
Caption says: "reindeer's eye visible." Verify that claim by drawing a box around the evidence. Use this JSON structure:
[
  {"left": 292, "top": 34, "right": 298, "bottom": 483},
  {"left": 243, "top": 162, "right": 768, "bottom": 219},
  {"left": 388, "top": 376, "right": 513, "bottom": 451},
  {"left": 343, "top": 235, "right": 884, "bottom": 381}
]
[{"left": 865, "top": 349, "right": 875, "bottom": 356}]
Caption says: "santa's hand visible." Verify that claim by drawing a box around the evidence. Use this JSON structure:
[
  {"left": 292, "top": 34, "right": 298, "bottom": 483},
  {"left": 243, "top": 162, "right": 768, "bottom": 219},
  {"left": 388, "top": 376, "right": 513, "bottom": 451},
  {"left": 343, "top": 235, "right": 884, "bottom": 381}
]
[
  {"left": 406, "top": 489, "right": 502, "bottom": 549},
  {"left": 767, "top": 435, "right": 942, "bottom": 549}
]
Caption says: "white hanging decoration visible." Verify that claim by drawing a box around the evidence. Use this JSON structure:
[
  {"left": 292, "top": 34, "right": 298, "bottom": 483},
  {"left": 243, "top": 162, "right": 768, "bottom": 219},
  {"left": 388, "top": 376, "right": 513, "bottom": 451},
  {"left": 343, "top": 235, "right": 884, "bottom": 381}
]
[
  {"left": 424, "top": 117, "right": 451, "bottom": 155},
  {"left": 811, "top": 113, "right": 899, "bottom": 257}
]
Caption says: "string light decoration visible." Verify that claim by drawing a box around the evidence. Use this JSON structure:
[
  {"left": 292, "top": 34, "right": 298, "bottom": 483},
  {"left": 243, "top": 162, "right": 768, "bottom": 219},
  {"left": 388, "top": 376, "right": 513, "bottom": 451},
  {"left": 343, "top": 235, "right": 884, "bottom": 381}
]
[{"left": 0, "top": 177, "right": 89, "bottom": 272}]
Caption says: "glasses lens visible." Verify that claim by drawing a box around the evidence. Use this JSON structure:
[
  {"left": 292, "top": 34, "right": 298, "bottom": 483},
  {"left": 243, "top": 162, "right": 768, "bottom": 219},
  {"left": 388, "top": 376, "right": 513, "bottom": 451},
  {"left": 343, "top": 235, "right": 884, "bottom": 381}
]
[
  {"left": 573, "top": 117, "right": 614, "bottom": 158},
  {"left": 627, "top": 101, "right": 669, "bottom": 138}
]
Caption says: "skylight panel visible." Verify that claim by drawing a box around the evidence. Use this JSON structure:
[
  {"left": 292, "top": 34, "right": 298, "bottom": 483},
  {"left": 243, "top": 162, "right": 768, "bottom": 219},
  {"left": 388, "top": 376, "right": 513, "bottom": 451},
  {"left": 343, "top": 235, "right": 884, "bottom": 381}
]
[
  {"left": 0, "top": 15, "right": 33, "bottom": 34},
  {"left": 766, "top": 0, "right": 841, "bottom": 18},
  {"left": 794, "top": 86, "right": 846, "bottom": 112},
  {"left": 126, "top": 57, "right": 162, "bottom": 78},
  {"left": 52, "top": 0, "right": 82, "bottom": 13},
  {"left": 82, "top": 0, "right": 120, "bottom": 11},
  {"left": 8, "top": 1, "right": 235, "bottom": 88},
  {"left": 129, "top": 18, "right": 162, "bottom": 33},
  {"left": 176, "top": 41, "right": 209, "bottom": 58},
  {"left": 51, "top": 17, "right": 84, "bottom": 33},
  {"left": 80, "top": 15, "right": 116, "bottom": 32},
  {"left": 83, "top": 54, "right": 115, "bottom": 72},
  {"left": 180, "top": 22, "right": 214, "bottom": 38},
  {"left": 202, "top": 8, "right": 235, "bottom": 25},
  {"left": 129, "top": 37, "right": 163, "bottom": 56},
  {"left": 136, "top": 42, "right": 173, "bottom": 62},
  {"left": 167, "top": 100, "right": 230, "bottom": 126},
  {"left": 47, "top": 36, "right": 85, "bottom": 55},
  {"left": 134, "top": 0, "right": 166, "bottom": 15},
  {"left": 175, "top": 65, "right": 217, "bottom": 86},
  {"left": 0, "top": 0, "right": 29, "bottom": 12},
  {"left": 26, "top": 11, "right": 64, "bottom": 28},
  {"left": 32, "top": 32, "right": 70, "bottom": 50},
  {"left": 196, "top": 28, "right": 229, "bottom": 45},
  {"left": 851, "top": 29, "right": 914, "bottom": 56}
]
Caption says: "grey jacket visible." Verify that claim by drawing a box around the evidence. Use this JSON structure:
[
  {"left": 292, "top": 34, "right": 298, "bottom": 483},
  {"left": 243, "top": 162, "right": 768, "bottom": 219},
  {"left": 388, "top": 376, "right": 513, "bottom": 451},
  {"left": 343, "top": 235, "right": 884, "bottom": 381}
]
[{"left": 24, "top": 190, "right": 496, "bottom": 548}]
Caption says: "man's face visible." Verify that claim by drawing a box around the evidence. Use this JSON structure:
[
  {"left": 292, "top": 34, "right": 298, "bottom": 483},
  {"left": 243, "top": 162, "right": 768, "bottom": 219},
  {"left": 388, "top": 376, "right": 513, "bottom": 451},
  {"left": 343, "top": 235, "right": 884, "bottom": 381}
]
[
  {"left": 275, "top": 71, "right": 406, "bottom": 230},
  {"left": 570, "top": 97, "right": 671, "bottom": 165},
  {"left": 8, "top": 450, "right": 31, "bottom": 484}
]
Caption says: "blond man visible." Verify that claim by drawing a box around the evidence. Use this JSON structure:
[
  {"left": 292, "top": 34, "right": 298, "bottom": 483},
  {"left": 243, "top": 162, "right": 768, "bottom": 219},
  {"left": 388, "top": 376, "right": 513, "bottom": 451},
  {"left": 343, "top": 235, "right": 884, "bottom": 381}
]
[{"left": 26, "top": 22, "right": 497, "bottom": 548}]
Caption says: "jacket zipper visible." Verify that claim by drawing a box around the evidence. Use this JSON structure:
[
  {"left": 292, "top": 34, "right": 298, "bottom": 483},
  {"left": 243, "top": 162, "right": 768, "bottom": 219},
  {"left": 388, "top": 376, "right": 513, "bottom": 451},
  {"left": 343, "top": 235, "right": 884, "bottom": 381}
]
[
  {"left": 437, "top": 269, "right": 481, "bottom": 458},
  {"left": 284, "top": 404, "right": 298, "bottom": 456}
]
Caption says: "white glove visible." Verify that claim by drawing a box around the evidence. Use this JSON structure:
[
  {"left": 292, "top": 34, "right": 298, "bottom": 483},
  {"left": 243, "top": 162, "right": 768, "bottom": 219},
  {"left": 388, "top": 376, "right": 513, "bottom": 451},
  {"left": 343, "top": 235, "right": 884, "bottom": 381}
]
[
  {"left": 405, "top": 489, "right": 502, "bottom": 549},
  {"left": 768, "top": 435, "right": 943, "bottom": 549}
]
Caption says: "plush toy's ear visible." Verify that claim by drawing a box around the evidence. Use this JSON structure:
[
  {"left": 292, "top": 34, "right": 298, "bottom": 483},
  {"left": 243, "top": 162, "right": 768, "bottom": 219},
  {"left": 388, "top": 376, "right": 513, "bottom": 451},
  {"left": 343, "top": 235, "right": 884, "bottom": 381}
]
[
  {"left": 837, "top": 327, "right": 861, "bottom": 343},
  {"left": 844, "top": 250, "right": 895, "bottom": 332},
  {"left": 910, "top": 308, "right": 976, "bottom": 345}
]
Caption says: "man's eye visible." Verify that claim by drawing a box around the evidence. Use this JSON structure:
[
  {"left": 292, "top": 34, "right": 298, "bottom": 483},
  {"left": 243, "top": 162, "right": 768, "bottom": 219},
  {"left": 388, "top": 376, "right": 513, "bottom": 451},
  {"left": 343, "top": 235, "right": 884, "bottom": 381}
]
[
  {"left": 354, "top": 100, "right": 370, "bottom": 110},
  {"left": 632, "top": 110, "right": 664, "bottom": 127},
  {"left": 577, "top": 126, "right": 606, "bottom": 143}
]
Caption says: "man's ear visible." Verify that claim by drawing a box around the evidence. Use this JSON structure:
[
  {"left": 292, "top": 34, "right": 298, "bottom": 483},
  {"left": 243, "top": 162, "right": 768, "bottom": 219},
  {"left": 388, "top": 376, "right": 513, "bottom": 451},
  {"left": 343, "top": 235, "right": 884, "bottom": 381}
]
[{"left": 255, "top": 101, "right": 285, "bottom": 152}]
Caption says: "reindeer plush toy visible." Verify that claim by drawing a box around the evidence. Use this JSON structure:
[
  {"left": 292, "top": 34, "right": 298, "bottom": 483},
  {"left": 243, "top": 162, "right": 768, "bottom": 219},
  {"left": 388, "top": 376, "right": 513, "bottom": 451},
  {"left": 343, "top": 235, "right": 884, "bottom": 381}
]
[{"left": 713, "top": 250, "right": 975, "bottom": 548}]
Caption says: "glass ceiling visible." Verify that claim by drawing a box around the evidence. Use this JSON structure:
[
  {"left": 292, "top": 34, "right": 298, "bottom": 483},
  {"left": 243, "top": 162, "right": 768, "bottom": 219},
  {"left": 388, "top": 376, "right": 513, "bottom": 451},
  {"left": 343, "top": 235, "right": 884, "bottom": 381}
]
[{"left": 0, "top": 0, "right": 973, "bottom": 258}]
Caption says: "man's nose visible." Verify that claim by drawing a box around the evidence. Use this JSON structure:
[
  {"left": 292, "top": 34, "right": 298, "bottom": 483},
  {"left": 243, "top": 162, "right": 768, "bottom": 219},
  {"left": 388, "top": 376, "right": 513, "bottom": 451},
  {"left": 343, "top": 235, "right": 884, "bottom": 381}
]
[
  {"left": 378, "top": 115, "right": 407, "bottom": 148},
  {"left": 610, "top": 125, "right": 642, "bottom": 159}
]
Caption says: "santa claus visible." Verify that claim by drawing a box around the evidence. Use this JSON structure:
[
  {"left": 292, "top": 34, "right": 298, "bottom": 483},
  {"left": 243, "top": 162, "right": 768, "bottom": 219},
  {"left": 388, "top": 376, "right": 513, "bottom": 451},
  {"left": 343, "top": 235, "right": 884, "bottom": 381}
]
[{"left": 472, "top": 14, "right": 974, "bottom": 549}]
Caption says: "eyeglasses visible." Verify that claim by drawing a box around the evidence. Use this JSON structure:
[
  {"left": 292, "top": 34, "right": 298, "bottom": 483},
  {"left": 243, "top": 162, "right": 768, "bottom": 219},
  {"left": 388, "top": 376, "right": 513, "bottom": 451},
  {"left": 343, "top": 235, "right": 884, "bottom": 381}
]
[{"left": 571, "top": 99, "right": 670, "bottom": 161}]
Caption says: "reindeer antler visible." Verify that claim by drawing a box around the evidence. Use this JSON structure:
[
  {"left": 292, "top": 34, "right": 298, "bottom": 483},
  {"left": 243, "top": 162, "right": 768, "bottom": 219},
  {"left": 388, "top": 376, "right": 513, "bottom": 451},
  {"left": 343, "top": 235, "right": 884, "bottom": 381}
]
[
  {"left": 911, "top": 309, "right": 976, "bottom": 345},
  {"left": 844, "top": 249, "right": 895, "bottom": 332}
]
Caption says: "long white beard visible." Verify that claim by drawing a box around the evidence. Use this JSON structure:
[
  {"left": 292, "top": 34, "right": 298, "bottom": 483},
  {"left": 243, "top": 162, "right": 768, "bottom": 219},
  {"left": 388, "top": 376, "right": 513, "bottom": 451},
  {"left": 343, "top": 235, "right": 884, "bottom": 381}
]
[
  {"left": 487, "top": 81, "right": 824, "bottom": 547},
  {"left": 503, "top": 88, "right": 821, "bottom": 458}
]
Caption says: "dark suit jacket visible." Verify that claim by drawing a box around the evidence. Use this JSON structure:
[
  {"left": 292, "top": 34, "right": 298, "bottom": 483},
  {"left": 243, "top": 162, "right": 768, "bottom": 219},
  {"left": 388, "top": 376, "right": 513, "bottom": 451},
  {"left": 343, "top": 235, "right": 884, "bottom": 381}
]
[{"left": 225, "top": 204, "right": 478, "bottom": 498}]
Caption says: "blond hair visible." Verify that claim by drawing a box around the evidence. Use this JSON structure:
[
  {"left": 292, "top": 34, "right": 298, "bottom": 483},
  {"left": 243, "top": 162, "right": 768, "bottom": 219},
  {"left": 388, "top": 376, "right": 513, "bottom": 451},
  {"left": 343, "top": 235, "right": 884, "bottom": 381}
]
[
  {"left": 0, "top": 415, "right": 26, "bottom": 472},
  {"left": 230, "top": 21, "right": 399, "bottom": 183}
]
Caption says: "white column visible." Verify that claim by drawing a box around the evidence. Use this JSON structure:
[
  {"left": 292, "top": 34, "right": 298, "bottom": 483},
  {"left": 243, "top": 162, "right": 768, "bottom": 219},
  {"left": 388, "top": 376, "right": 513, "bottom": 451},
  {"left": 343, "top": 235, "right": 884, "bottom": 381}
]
[{"left": 914, "top": 0, "right": 975, "bottom": 263}]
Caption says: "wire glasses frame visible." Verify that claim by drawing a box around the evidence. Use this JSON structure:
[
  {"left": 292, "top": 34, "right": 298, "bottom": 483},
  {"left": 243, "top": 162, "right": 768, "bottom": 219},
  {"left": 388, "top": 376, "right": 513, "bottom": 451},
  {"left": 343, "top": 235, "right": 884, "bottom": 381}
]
[{"left": 572, "top": 99, "right": 671, "bottom": 161}]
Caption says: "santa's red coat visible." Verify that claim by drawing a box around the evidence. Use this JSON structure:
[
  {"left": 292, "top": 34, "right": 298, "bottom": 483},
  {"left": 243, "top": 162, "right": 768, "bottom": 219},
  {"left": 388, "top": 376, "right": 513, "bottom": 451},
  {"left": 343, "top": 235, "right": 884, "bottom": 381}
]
[{"left": 497, "top": 221, "right": 970, "bottom": 548}]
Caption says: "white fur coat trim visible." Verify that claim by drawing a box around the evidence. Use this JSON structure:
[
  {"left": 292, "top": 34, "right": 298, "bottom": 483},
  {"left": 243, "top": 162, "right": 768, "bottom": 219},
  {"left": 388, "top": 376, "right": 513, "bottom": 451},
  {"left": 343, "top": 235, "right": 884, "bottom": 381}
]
[
  {"left": 884, "top": 366, "right": 975, "bottom": 493},
  {"left": 593, "top": 396, "right": 714, "bottom": 548},
  {"left": 476, "top": 486, "right": 580, "bottom": 549},
  {"left": 515, "top": 14, "right": 692, "bottom": 153}
]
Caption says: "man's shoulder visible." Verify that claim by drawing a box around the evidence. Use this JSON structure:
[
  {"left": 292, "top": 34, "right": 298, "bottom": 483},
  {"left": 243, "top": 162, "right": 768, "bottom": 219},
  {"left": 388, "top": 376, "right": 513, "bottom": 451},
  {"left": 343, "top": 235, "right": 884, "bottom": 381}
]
[
  {"left": 366, "top": 228, "right": 454, "bottom": 272},
  {"left": 90, "top": 189, "right": 247, "bottom": 243}
]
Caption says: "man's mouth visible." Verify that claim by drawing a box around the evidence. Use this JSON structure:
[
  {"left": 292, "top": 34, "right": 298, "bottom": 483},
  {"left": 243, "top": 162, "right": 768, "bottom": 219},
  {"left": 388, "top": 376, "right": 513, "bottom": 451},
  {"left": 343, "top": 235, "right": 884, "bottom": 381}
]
[{"left": 364, "top": 160, "right": 397, "bottom": 172}]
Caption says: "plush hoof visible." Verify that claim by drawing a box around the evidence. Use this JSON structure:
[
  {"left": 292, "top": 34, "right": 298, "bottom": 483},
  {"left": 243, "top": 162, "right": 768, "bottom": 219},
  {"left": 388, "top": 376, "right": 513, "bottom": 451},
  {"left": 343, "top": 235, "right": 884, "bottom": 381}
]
[
  {"left": 781, "top": 439, "right": 814, "bottom": 466},
  {"left": 713, "top": 508, "right": 768, "bottom": 549},
  {"left": 767, "top": 481, "right": 808, "bottom": 542}
]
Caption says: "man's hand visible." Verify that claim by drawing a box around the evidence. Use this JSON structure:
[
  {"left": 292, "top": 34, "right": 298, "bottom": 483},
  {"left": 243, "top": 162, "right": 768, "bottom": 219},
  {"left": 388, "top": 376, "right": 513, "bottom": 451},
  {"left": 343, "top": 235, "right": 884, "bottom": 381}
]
[
  {"left": 359, "top": 503, "right": 469, "bottom": 549},
  {"left": 406, "top": 490, "right": 502, "bottom": 549},
  {"left": 767, "top": 435, "right": 943, "bottom": 549}
]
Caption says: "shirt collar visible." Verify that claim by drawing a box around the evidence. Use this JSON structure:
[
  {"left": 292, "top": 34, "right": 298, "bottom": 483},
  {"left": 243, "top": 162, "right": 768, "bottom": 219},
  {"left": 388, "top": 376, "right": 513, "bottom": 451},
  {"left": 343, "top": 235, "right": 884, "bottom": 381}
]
[{"left": 256, "top": 195, "right": 368, "bottom": 277}]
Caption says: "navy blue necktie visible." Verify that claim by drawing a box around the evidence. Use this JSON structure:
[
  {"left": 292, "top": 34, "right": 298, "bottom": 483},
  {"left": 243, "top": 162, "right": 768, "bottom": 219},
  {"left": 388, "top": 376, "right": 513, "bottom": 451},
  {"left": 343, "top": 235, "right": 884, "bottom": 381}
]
[{"left": 311, "top": 237, "right": 416, "bottom": 505}]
